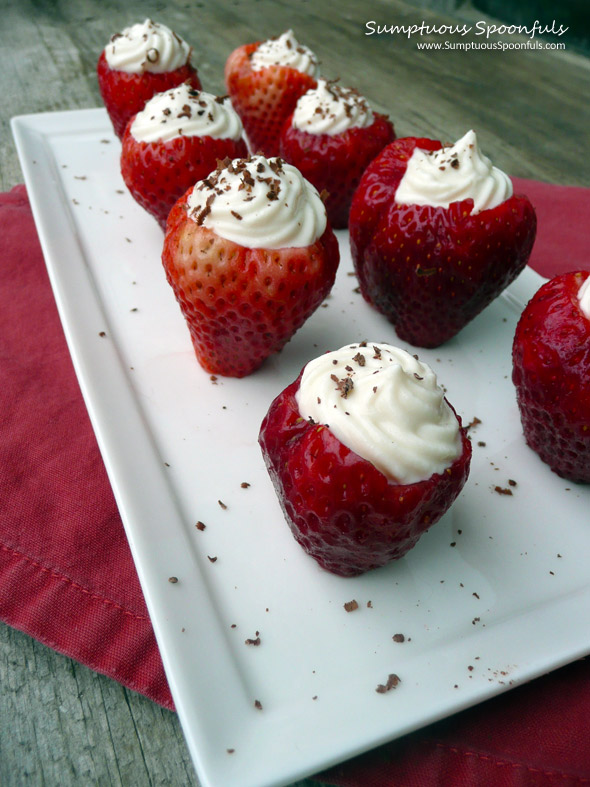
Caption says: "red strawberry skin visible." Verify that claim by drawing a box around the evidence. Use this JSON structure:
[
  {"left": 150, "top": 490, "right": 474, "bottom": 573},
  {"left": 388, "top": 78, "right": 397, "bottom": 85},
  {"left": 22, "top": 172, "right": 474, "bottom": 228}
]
[
  {"left": 97, "top": 50, "right": 201, "bottom": 139},
  {"left": 121, "top": 125, "right": 248, "bottom": 230},
  {"left": 349, "top": 137, "right": 537, "bottom": 348},
  {"left": 224, "top": 43, "right": 317, "bottom": 157},
  {"left": 259, "top": 372, "right": 472, "bottom": 576},
  {"left": 512, "top": 271, "right": 590, "bottom": 483},
  {"left": 279, "top": 112, "right": 395, "bottom": 229},
  {"left": 161, "top": 188, "right": 340, "bottom": 377}
]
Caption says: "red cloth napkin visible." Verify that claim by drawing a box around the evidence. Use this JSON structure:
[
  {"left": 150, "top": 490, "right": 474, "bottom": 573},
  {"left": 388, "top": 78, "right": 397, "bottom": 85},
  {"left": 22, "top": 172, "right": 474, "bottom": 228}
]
[
  {"left": 1, "top": 178, "right": 589, "bottom": 785},
  {"left": 0, "top": 184, "right": 173, "bottom": 709}
]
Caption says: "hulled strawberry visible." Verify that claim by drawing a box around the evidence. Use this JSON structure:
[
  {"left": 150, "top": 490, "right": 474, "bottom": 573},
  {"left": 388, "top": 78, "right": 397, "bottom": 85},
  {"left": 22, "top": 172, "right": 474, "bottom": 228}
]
[
  {"left": 259, "top": 343, "right": 471, "bottom": 576},
  {"left": 224, "top": 30, "right": 319, "bottom": 157},
  {"left": 349, "top": 131, "right": 537, "bottom": 348},
  {"left": 512, "top": 270, "right": 590, "bottom": 483},
  {"left": 120, "top": 84, "right": 247, "bottom": 230},
  {"left": 97, "top": 19, "right": 201, "bottom": 139},
  {"left": 161, "top": 155, "right": 340, "bottom": 377},
  {"left": 279, "top": 79, "right": 395, "bottom": 228}
]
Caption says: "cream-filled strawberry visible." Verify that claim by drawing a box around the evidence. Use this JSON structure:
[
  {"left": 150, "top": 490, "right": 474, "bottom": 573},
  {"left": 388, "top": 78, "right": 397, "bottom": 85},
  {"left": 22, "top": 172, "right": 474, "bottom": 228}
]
[
  {"left": 394, "top": 130, "right": 512, "bottom": 213},
  {"left": 279, "top": 79, "right": 395, "bottom": 228},
  {"left": 161, "top": 155, "right": 340, "bottom": 377},
  {"left": 97, "top": 19, "right": 201, "bottom": 139},
  {"left": 349, "top": 133, "right": 537, "bottom": 348},
  {"left": 512, "top": 270, "right": 590, "bottom": 483},
  {"left": 259, "top": 342, "right": 471, "bottom": 576},
  {"left": 225, "top": 30, "right": 319, "bottom": 157},
  {"left": 120, "top": 84, "right": 247, "bottom": 229}
]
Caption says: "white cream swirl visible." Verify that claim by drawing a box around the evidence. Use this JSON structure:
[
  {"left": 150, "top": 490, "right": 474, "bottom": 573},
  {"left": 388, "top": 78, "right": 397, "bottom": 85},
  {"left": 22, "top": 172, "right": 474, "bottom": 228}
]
[
  {"left": 395, "top": 130, "right": 513, "bottom": 214},
  {"left": 250, "top": 30, "right": 319, "bottom": 76},
  {"left": 104, "top": 19, "right": 191, "bottom": 74},
  {"left": 292, "top": 79, "right": 374, "bottom": 136},
  {"left": 578, "top": 276, "right": 590, "bottom": 320},
  {"left": 296, "top": 343, "right": 462, "bottom": 484},
  {"left": 130, "top": 85, "right": 243, "bottom": 143},
  {"left": 186, "top": 155, "right": 327, "bottom": 249}
]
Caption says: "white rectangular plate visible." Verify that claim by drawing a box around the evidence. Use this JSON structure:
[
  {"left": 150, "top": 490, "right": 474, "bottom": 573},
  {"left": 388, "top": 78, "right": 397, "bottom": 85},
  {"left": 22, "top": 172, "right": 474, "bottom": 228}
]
[{"left": 12, "top": 108, "right": 590, "bottom": 787}]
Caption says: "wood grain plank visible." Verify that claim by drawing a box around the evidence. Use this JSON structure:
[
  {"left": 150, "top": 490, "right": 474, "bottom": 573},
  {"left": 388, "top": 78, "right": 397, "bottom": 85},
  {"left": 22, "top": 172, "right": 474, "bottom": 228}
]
[{"left": 0, "top": 625, "right": 199, "bottom": 786}]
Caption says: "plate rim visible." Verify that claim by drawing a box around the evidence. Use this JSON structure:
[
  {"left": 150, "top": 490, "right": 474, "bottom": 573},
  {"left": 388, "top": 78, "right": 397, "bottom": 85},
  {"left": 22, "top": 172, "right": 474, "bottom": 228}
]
[{"left": 10, "top": 107, "right": 589, "bottom": 787}]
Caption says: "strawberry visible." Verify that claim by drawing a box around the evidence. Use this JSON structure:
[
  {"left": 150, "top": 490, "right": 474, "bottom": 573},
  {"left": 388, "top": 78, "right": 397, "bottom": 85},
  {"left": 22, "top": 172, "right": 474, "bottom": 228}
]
[
  {"left": 349, "top": 136, "right": 537, "bottom": 348},
  {"left": 512, "top": 270, "right": 590, "bottom": 483},
  {"left": 259, "top": 357, "right": 472, "bottom": 577},
  {"left": 161, "top": 157, "right": 340, "bottom": 377},
  {"left": 279, "top": 82, "right": 395, "bottom": 229},
  {"left": 224, "top": 36, "right": 318, "bottom": 157},
  {"left": 120, "top": 88, "right": 248, "bottom": 230},
  {"left": 97, "top": 50, "right": 201, "bottom": 139}
]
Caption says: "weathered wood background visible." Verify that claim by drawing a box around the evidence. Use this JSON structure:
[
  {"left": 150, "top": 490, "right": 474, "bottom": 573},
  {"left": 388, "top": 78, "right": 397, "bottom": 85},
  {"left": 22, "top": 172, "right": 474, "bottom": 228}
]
[{"left": 1, "top": 0, "right": 588, "bottom": 784}]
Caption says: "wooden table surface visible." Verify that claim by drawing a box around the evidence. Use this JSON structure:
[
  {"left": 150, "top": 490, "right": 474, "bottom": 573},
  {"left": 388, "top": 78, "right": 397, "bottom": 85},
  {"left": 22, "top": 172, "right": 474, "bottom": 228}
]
[{"left": 1, "top": 0, "right": 589, "bottom": 784}]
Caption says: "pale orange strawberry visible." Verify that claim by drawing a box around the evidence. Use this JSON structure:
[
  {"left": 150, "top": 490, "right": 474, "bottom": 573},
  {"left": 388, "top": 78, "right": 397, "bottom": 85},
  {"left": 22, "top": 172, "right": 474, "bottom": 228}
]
[
  {"left": 225, "top": 42, "right": 317, "bottom": 156},
  {"left": 161, "top": 180, "right": 340, "bottom": 377}
]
